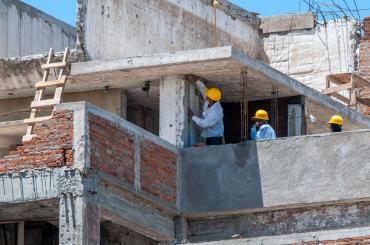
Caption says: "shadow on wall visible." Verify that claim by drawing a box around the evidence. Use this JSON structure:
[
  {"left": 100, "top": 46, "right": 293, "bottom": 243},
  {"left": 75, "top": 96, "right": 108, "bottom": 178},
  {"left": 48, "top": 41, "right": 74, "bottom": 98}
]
[{"left": 180, "top": 141, "right": 263, "bottom": 214}]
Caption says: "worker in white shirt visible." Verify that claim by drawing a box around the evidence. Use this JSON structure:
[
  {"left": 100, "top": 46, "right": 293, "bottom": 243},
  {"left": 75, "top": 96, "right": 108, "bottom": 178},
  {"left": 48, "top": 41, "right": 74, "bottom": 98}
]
[
  {"left": 188, "top": 76, "right": 224, "bottom": 146},
  {"left": 250, "top": 110, "right": 276, "bottom": 141}
]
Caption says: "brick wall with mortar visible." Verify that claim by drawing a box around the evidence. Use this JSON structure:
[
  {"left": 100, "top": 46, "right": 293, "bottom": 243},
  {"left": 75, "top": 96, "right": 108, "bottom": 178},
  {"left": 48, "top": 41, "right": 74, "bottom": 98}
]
[
  {"left": 0, "top": 110, "right": 73, "bottom": 172},
  {"left": 359, "top": 16, "right": 370, "bottom": 115},
  {"left": 89, "top": 113, "right": 177, "bottom": 205}
]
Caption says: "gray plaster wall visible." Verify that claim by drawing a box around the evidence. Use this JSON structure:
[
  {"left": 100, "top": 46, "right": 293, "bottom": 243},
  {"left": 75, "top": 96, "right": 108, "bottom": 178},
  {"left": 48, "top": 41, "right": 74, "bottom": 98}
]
[
  {"left": 0, "top": 0, "right": 76, "bottom": 58},
  {"left": 181, "top": 130, "right": 370, "bottom": 214},
  {"left": 77, "top": 0, "right": 263, "bottom": 60}
]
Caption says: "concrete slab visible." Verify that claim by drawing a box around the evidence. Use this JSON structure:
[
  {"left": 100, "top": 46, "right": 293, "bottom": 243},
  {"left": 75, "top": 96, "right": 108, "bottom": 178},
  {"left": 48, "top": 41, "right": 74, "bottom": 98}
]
[{"left": 71, "top": 46, "right": 370, "bottom": 128}]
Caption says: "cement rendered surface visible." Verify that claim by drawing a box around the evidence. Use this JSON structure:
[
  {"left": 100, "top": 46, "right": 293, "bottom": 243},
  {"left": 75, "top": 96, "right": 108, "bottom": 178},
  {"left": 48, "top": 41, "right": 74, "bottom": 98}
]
[{"left": 181, "top": 130, "right": 370, "bottom": 214}]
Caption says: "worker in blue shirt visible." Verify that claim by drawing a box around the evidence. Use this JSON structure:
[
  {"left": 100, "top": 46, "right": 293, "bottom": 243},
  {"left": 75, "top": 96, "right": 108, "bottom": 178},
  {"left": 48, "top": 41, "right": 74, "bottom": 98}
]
[
  {"left": 251, "top": 110, "right": 276, "bottom": 141},
  {"left": 188, "top": 77, "right": 224, "bottom": 146}
]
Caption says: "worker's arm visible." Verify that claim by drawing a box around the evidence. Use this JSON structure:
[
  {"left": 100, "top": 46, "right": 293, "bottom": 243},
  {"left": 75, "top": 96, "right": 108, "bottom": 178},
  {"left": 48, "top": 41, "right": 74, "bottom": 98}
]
[
  {"left": 192, "top": 108, "right": 222, "bottom": 129},
  {"left": 195, "top": 80, "right": 207, "bottom": 99}
]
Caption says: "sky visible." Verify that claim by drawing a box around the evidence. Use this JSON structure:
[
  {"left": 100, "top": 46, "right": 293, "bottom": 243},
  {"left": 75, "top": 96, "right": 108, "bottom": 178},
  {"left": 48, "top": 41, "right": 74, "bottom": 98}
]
[{"left": 21, "top": 0, "right": 370, "bottom": 27}]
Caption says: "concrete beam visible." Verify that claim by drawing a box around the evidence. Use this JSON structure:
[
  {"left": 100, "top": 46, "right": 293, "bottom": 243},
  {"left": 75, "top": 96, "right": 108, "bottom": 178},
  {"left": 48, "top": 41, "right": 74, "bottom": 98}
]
[{"left": 261, "top": 13, "right": 316, "bottom": 33}]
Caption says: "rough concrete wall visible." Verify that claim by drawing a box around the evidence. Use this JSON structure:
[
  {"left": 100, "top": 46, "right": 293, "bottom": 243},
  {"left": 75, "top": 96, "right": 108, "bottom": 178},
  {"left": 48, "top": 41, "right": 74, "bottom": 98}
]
[
  {"left": 77, "top": 0, "right": 262, "bottom": 60},
  {"left": 101, "top": 221, "right": 158, "bottom": 245},
  {"left": 0, "top": 89, "right": 124, "bottom": 122},
  {"left": 88, "top": 111, "right": 178, "bottom": 205},
  {"left": 0, "top": 50, "right": 82, "bottom": 100},
  {"left": 0, "top": 0, "right": 76, "bottom": 58},
  {"left": 264, "top": 19, "right": 359, "bottom": 92},
  {"left": 305, "top": 99, "right": 365, "bottom": 134},
  {"left": 186, "top": 201, "right": 370, "bottom": 243},
  {"left": 181, "top": 130, "right": 370, "bottom": 213},
  {"left": 0, "top": 110, "right": 73, "bottom": 172}
]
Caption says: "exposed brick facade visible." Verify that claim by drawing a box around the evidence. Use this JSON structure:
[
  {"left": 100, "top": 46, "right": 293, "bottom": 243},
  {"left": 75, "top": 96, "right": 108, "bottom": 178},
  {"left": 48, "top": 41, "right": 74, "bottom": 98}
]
[
  {"left": 359, "top": 17, "right": 370, "bottom": 115},
  {"left": 294, "top": 236, "right": 370, "bottom": 244},
  {"left": 0, "top": 110, "right": 74, "bottom": 173},
  {"left": 89, "top": 114, "right": 135, "bottom": 184},
  {"left": 89, "top": 113, "right": 177, "bottom": 205},
  {"left": 140, "top": 139, "right": 177, "bottom": 204}
]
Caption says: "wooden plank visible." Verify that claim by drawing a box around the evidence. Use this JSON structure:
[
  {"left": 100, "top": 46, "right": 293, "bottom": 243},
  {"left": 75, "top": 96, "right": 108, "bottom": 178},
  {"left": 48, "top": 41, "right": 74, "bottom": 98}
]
[
  {"left": 352, "top": 74, "right": 370, "bottom": 89},
  {"left": 326, "top": 75, "right": 349, "bottom": 85},
  {"left": 322, "top": 83, "right": 353, "bottom": 94},
  {"left": 35, "top": 75, "right": 67, "bottom": 88},
  {"left": 30, "top": 98, "right": 60, "bottom": 108},
  {"left": 41, "top": 61, "right": 67, "bottom": 69},
  {"left": 22, "top": 134, "right": 36, "bottom": 142},
  {"left": 331, "top": 92, "right": 350, "bottom": 105},
  {"left": 24, "top": 116, "right": 52, "bottom": 124},
  {"left": 350, "top": 74, "right": 356, "bottom": 106}
]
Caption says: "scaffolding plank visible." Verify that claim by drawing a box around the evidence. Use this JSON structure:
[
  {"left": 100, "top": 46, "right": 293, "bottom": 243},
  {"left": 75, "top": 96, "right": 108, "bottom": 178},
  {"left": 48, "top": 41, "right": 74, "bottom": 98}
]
[{"left": 322, "top": 83, "right": 353, "bottom": 94}]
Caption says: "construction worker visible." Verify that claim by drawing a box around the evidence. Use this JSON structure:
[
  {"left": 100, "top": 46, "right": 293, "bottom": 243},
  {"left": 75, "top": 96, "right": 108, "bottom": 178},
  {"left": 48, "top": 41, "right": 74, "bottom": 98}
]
[
  {"left": 251, "top": 110, "right": 276, "bottom": 141},
  {"left": 328, "top": 115, "right": 343, "bottom": 132},
  {"left": 188, "top": 76, "right": 224, "bottom": 146}
]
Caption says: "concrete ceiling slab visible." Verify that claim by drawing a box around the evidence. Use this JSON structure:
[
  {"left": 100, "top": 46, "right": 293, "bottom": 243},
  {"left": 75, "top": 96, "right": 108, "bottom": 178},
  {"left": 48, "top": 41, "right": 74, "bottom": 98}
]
[{"left": 70, "top": 46, "right": 370, "bottom": 128}]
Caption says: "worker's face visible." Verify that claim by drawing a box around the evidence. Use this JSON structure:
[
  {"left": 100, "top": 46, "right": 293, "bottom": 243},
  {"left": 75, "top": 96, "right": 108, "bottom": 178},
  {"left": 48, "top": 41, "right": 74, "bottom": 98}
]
[
  {"left": 255, "top": 120, "right": 263, "bottom": 127},
  {"left": 206, "top": 97, "right": 215, "bottom": 106}
]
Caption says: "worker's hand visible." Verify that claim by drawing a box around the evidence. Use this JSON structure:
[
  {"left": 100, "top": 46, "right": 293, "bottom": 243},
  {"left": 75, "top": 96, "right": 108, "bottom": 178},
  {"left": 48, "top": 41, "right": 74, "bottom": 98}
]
[
  {"left": 188, "top": 109, "right": 194, "bottom": 118},
  {"left": 186, "top": 74, "right": 198, "bottom": 83}
]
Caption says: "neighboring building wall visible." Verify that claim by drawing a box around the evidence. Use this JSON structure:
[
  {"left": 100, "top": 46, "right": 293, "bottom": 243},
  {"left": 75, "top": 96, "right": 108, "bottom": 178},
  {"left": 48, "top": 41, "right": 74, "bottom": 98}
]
[
  {"left": 360, "top": 17, "right": 370, "bottom": 77},
  {"left": 77, "top": 0, "right": 263, "bottom": 60},
  {"left": 263, "top": 17, "right": 359, "bottom": 92},
  {"left": 0, "top": 0, "right": 76, "bottom": 58}
]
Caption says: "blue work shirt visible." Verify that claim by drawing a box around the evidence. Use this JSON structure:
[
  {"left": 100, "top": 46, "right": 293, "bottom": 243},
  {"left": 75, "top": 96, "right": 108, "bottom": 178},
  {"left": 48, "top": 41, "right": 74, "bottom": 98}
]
[
  {"left": 192, "top": 81, "right": 224, "bottom": 138},
  {"left": 251, "top": 124, "right": 276, "bottom": 141}
]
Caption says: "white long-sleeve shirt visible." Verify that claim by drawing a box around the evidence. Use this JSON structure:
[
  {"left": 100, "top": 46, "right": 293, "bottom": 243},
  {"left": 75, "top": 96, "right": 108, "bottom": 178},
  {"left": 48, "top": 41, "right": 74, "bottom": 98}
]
[
  {"left": 191, "top": 81, "right": 224, "bottom": 138},
  {"left": 256, "top": 124, "right": 276, "bottom": 140}
]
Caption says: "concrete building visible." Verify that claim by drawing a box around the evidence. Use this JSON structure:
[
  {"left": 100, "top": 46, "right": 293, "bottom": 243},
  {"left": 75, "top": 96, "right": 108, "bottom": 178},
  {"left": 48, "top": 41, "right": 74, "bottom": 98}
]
[{"left": 0, "top": 0, "right": 369, "bottom": 244}]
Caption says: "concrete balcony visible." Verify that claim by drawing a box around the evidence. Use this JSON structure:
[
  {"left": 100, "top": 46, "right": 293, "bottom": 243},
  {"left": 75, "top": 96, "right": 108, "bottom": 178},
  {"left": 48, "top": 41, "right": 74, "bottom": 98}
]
[{"left": 0, "top": 101, "right": 369, "bottom": 244}]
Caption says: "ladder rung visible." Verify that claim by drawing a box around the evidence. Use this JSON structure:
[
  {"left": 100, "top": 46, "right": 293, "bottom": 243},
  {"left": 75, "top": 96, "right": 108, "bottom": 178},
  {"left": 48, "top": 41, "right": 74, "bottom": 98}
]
[
  {"left": 31, "top": 99, "right": 60, "bottom": 108},
  {"left": 24, "top": 116, "right": 52, "bottom": 124},
  {"left": 35, "top": 76, "right": 67, "bottom": 88},
  {"left": 41, "top": 62, "right": 67, "bottom": 69},
  {"left": 22, "top": 134, "right": 36, "bottom": 142}
]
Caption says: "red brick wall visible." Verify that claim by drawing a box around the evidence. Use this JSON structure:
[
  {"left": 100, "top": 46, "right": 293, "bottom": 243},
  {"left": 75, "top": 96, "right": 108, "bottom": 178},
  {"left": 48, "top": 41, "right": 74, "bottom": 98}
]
[
  {"left": 140, "top": 139, "right": 177, "bottom": 204},
  {"left": 89, "top": 114, "right": 135, "bottom": 184},
  {"left": 296, "top": 235, "right": 370, "bottom": 244},
  {"left": 359, "top": 17, "right": 370, "bottom": 115},
  {"left": 0, "top": 110, "right": 74, "bottom": 173},
  {"left": 360, "top": 17, "right": 370, "bottom": 75},
  {"left": 89, "top": 113, "right": 177, "bottom": 205}
]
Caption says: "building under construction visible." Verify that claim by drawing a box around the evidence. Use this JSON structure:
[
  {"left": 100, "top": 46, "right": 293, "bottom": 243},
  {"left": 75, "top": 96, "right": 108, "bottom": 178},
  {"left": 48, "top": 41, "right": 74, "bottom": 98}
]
[{"left": 0, "top": 0, "right": 370, "bottom": 244}]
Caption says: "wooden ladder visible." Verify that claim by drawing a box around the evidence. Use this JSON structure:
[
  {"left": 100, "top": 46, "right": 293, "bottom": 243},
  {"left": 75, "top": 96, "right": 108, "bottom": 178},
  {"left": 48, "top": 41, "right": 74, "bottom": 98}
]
[{"left": 23, "top": 48, "right": 70, "bottom": 142}]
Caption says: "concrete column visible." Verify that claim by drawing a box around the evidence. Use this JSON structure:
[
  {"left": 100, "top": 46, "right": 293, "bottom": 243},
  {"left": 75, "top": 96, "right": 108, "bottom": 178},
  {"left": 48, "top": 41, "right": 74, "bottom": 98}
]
[
  {"left": 120, "top": 90, "right": 128, "bottom": 119},
  {"left": 59, "top": 194, "right": 100, "bottom": 245},
  {"left": 159, "top": 76, "right": 199, "bottom": 148}
]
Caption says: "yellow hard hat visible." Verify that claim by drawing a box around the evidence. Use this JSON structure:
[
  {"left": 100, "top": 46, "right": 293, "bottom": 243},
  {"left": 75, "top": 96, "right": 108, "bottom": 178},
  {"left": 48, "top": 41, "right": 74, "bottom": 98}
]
[
  {"left": 252, "top": 110, "right": 269, "bottom": 121},
  {"left": 206, "top": 88, "right": 221, "bottom": 102},
  {"left": 328, "top": 115, "right": 343, "bottom": 126}
]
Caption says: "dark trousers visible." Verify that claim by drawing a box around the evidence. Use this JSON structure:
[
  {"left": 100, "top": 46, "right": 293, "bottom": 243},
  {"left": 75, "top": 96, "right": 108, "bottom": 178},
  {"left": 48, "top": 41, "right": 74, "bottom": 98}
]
[{"left": 206, "top": 137, "right": 223, "bottom": 146}]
